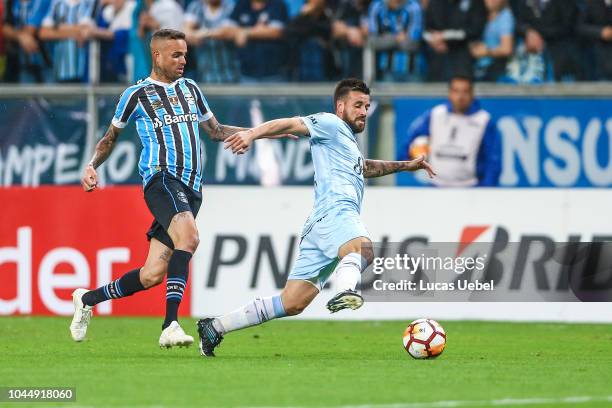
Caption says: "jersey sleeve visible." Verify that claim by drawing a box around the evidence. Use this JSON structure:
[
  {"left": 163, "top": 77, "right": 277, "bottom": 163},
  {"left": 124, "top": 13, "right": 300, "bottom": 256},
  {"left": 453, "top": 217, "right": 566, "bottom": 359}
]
[
  {"left": 111, "top": 87, "right": 141, "bottom": 128},
  {"left": 300, "top": 113, "right": 339, "bottom": 143},
  {"left": 184, "top": 1, "right": 199, "bottom": 25},
  {"left": 28, "top": 0, "right": 52, "bottom": 27},
  {"left": 185, "top": 79, "right": 213, "bottom": 122},
  {"left": 41, "top": 0, "right": 58, "bottom": 27},
  {"left": 267, "top": 0, "right": 288, "bottom": 29},
  {"left": 476, "top": 118, "right": 501, "bottom": 187}
]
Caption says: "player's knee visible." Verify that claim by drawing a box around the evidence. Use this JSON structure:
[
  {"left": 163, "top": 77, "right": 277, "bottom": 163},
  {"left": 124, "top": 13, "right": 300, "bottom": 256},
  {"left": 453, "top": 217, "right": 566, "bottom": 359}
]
[
  {"left": 140, "top": 265, "right": 165, "bottom": 288},
  {"left": 361, "top": 243, "right": 374, "bottom": 266},
  {"left": 175, "top": 232, "right": 200, "bottom": 253}
]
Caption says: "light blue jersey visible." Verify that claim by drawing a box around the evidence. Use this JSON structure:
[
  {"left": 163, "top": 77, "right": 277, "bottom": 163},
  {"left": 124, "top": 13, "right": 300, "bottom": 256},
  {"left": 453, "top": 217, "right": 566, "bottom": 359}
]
[
  {"left": 300, "top": 112, "right": 365, "bottom": 231},
  {"left": 289, "top": 112, "right": 370, "bottom": 289}
]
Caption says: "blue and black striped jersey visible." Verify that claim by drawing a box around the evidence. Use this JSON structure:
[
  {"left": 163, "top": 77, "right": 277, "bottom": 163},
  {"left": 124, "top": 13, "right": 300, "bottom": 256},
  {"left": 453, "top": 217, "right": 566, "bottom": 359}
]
[{"left": 112, "top": 77, "right": 213, "bottom": 191}]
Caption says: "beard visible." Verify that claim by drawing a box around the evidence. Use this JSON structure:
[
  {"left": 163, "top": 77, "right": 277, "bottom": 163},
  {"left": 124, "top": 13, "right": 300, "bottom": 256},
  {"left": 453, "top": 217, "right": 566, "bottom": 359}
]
[{"left": 343, "top": 113, "right": 366, "bottom": 133}]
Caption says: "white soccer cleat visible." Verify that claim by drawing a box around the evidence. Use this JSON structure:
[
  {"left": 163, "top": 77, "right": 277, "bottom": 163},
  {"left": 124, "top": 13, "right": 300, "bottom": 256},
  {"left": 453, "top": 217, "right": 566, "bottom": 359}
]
[
  {"left": 159, "top": 321, "right": 194, "bottom": 348},
  {"left": 70, "top": 288, "right": 93, "bottom": 342}
]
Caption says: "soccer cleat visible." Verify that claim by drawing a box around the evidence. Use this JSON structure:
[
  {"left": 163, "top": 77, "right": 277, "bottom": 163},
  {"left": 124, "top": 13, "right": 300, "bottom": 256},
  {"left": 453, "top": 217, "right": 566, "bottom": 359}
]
[
  {"left": 326, "top": 289, "right": 364, "bottom": 313},
  {"left": 70, "top": 288, "right": 93, "bottom": 342},
  {"left": 159, "top": 321, "right": 194, "bottom": 348},
  {"left": 197, "top": 318, "right": 224, "bottom": 357}
]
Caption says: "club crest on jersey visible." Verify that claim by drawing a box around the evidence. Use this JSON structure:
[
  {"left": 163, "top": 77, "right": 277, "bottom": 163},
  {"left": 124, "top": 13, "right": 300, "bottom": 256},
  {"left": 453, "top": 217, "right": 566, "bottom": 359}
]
[
  {"left": 151, "top": 100, "right": 163, "bottom": 110},
  {"left": 145, "top": 85, "right": 157, "bottom": 96},
  {"left": 169, "top": 96, "right": 179, "bottom": 105}
]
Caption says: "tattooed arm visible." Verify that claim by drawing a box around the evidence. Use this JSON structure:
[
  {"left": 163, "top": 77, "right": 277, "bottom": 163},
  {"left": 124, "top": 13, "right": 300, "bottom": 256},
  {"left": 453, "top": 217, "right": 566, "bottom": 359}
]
[
  {"left": 81, "top": 124, "right": 122, "bottom": 192},
  {"left": 200, "top": 115, "right": 249, "bottom": 142},
  {"left": 363, "top": 156, "right": 436, "bottom": 179}
]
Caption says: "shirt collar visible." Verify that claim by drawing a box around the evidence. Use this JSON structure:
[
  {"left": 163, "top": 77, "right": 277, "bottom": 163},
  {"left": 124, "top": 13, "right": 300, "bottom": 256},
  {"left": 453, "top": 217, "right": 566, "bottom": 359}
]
[
  {"left": 444, "top": 99, "right": 481, "bottom": 116},
  {"left": 146, "top": 77, "right": 182, "bottom": 87}
]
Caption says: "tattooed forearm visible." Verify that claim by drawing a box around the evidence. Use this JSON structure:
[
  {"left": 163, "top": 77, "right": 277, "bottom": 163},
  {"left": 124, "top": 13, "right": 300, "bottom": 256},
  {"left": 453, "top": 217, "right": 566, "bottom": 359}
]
[
  {"left": 363, "top": 159, "right": 411, "bottom": 178},
  {"left": 209, "top": 123, "right": 249, "bottom": 141},
  {"left": 89, "top": 125, "right": 120, "bottom": 168}
]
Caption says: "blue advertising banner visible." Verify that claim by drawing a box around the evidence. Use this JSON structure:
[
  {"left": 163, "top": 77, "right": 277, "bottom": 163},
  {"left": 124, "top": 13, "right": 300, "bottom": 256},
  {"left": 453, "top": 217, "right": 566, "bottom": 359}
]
[
  {"left": 0, "top": 97, "right": 88, "bottom": 186},
  {"left": 395, "top": 98, "right": 612, "bottom": 187}
]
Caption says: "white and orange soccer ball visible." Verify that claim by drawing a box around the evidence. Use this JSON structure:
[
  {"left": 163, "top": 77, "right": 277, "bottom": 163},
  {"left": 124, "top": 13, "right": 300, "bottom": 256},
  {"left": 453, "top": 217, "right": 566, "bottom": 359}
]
[{"left": 402, "top": 319, "right": 446, "bottom": 359}]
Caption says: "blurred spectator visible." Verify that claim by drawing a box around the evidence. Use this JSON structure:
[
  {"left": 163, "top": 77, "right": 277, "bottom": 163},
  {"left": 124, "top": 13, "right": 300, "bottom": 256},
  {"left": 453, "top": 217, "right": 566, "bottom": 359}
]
[
  {"left": 513, "top": 0, "right": 583, "bottom": 81},
  {"left": 368, "top": 0, "right": 422, "bottom": 82},
  {"left": 399, "top": 76, "right": 501, "bottom": 187},
  {"left": 470, "top": 0, "right": 514, "bottom": 82},
  {"left": 578, "top": 0, "right": 612, "bottom": 80},
  {"left": 424, "top": 0, "right": 487, "bottom": 82},
  {"left": 285, "top": 0, "right": 336, "bottom": 81},
  {"left": 96, "top": 0, "right": 136, "bottom": 82},
  {"left": 184, "top": 0, "right": 239, "bottom": 83},
  {"left": 149, "top": 0, "right": 184, "bottom": 30},
  {"left": 224, "top": 0, "right": 289, "bottom": 81},
  {"left": 332, "top": 0, "right": 369, "bottom": 78},
  {"left": 39, "top": 0, "right": 97, "bottom": 82},
  {"left": 285, "top": 0, "right": 304, "bottom": 17},
  {"left": 2, "top": 0, "right": 51, "bottom": 82},
  {"left": 1, "top": 0, "right": 5, "bottom": 79},
  {"left": 129, "top": 0, "right": 154, "bottom": 81}
]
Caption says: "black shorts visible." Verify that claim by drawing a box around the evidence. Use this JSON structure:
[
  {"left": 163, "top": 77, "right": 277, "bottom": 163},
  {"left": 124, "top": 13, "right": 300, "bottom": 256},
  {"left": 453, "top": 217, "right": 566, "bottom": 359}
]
[{"left": 144, "top": 171, "right": 202, "bottom": 249}]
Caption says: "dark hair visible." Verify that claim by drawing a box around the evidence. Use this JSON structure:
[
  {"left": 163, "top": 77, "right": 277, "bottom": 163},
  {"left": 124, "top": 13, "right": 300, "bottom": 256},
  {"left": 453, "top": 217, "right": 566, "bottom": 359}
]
[
  {"left": 449, "top": 75, "right": 474, "bottom": 89},
  {"left": 151, "top": 29, "right": 186, "bottom": 43},
  {"left": 334, "top": 78, "right": 370, "bottom": 107}
]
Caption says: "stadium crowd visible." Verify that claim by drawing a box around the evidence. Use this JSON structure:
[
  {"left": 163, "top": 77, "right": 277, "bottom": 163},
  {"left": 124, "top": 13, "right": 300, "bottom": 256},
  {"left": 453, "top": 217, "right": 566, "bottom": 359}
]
[{"left": 1, "top": 0, "right": 611, "bottom": 84}]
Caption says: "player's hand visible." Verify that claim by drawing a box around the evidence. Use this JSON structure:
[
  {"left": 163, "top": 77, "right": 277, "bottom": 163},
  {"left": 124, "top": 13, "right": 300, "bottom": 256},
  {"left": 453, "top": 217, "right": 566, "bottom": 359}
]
[
  {"left": 224, "top": 130, "right": 254, "bottom": 154},
  {"left": 81, "top": 164, "right": 98, "bottom": 192},
  {"left": 407, "top": 155, "right": 436, "bottom": 179}
]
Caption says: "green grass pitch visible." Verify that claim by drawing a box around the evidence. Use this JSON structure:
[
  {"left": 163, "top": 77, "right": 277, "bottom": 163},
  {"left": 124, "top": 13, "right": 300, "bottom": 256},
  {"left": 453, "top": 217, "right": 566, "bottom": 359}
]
[{"left": 1, "top": 317, "right": 611, "bottom": 408}]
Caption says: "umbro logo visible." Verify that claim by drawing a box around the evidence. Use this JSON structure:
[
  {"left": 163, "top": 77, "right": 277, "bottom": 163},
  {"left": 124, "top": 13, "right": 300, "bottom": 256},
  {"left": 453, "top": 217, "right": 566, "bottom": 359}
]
[{"left": 177, "top": 191, "right": 188, "bottom": 203}]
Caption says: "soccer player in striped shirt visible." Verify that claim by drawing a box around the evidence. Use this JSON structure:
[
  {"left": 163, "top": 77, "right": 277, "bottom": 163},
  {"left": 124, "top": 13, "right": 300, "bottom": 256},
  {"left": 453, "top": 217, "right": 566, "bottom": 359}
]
[{"left": 69, "top": 29, "right": 250, "bottom": 348}]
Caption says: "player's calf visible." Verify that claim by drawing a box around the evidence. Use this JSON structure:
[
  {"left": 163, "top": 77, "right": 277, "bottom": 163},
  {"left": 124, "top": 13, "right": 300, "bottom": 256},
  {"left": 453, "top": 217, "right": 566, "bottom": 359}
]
[
  {"left": 197, "top": 295, "right": 288, "bottom": 357},
  {"left": 327, "top": 239, "right": 372, "bottom": 313}
]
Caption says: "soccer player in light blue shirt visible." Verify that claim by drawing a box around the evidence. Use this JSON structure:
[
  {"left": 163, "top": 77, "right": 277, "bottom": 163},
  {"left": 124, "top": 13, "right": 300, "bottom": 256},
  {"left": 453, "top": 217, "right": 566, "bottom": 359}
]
[{"left": 197, "top": 78, "right": 436, "bottom": 357}]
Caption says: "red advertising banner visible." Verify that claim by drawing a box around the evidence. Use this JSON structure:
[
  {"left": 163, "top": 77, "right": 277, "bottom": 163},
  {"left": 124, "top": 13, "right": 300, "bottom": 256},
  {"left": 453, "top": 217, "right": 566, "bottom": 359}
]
[{"left": 0, "top": 187, "right": 191, "bottom": 316}]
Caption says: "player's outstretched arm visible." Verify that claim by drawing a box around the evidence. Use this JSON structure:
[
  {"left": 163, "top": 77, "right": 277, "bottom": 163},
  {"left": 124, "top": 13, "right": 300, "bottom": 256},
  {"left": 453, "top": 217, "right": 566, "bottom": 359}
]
[
  {"left": 224, "top": 117, "right": 308, "bottom": 154},
  {"left": 201, "top": 115, "right": 250, "bottom": 142},
  {"left": 363, "top": 155, "right": 436, "bottom": 179},
  {"left": 81, "top": 124, "right": 122, "bottom": 192}
]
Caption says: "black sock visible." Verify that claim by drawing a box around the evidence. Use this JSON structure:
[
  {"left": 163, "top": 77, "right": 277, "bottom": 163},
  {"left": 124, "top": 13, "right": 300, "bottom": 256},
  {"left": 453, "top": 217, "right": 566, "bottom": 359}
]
[
  {"left": 162, "top": 250, "right": 192, "bottom": 330},
  {"left": 82, "top": 269, "right": 145, "bottom": 307}
]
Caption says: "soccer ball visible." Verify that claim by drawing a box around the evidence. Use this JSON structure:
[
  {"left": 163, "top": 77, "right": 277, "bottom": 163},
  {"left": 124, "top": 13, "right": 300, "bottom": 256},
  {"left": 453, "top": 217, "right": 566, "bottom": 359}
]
[{"left": 402, "top": 319, "right": 446, "bottom": 359}]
